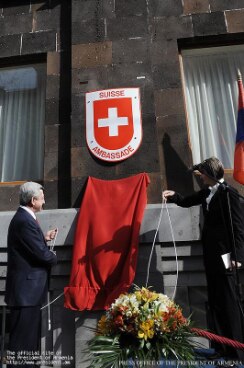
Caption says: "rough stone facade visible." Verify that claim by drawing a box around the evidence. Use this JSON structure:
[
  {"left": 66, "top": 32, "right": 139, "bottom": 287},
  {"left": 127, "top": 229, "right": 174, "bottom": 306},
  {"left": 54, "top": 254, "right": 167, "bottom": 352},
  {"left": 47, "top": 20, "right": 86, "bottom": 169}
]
[
  {"left": 0, "top": 1, "right": 244, "bottom": 210},
  {"left": 1, "top": 1, "right": 244, "bottom": 366}
]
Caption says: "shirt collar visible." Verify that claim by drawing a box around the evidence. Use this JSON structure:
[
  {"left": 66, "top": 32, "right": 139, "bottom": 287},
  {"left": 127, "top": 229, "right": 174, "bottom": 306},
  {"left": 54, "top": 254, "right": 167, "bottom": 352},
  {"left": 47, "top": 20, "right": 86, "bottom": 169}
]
[
  {"left": 19, "top": 205, "right": 36, "bottom": 220},
  {"left": 208, "top": 177, "right": 224, "bottom": 191}
]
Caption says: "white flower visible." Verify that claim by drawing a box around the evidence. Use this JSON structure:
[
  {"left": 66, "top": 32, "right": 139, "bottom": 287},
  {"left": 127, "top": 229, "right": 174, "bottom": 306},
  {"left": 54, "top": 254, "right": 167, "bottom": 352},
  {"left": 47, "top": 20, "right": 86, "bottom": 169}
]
[{"left": 153, "top": 300, "right": 169, "bottom": 313}]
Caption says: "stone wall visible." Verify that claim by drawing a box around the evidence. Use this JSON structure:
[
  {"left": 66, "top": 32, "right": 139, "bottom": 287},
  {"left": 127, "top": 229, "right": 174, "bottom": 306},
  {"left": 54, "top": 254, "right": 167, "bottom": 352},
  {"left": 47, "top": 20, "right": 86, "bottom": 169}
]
[
  {"left": 0, "top": 1, "right": 244, "bottom": 211},
  {"left": 1, "top": 1, "right": 244, "bottom": 366}
]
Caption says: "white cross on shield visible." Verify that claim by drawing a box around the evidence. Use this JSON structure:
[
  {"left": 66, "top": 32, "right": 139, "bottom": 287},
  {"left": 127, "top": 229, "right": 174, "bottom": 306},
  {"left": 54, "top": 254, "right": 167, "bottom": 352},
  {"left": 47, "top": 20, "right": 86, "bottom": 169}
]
[{"left": 86, "top": 88, "right": 142, "bottom": 162}]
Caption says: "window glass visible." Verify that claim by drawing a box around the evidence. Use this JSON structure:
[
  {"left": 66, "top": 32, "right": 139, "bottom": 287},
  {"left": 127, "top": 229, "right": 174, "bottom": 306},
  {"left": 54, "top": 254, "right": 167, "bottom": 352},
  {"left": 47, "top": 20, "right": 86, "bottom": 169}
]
[
  {"left": 181, "top": 45, "right": 244, "bottom": 168},
  {"left": 0, "top": 63, "right": 46, "bottom": 182}
]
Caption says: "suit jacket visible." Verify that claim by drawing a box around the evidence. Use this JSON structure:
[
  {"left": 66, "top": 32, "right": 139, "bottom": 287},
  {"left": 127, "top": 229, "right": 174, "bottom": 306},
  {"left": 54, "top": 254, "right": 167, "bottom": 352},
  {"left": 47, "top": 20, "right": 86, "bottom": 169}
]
[
  {"left": 5, "top": 207, "right": 57, "bottom": 306},
  {"left": 170, "top": 183, "right": 244, "bottom": 274}
]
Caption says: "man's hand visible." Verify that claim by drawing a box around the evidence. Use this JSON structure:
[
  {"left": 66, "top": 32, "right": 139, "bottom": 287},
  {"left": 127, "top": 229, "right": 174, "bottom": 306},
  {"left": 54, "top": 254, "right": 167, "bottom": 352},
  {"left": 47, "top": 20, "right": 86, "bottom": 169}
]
[{"left": 45, "top": 228, "right": 58, "bottom": 242}]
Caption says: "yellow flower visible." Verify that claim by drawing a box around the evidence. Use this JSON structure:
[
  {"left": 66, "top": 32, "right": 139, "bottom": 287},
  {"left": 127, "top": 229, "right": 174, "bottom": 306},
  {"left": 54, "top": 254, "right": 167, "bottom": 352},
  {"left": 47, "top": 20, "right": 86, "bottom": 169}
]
[
  {"left": 135, "top": 290, "right": 142, "bottom": 302},
  {"left": 138, "top": 330, "right": 144, "bottom": 339},
  {"left": 138, "top": 320, "right": 154, "bottom": 340},
  {"left": 140, "top": 287, "right": 158, "bottom": 303}
]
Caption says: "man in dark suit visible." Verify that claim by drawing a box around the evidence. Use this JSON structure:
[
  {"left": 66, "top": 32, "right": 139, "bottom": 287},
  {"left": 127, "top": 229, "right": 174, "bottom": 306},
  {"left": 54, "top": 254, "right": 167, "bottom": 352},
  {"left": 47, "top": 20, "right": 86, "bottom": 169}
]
[
  {"left": 5, "top": 182, "right": 57, "bottom": 367},
  {"left": 163, "top": 157, "right": 244, "bottom": 362}
]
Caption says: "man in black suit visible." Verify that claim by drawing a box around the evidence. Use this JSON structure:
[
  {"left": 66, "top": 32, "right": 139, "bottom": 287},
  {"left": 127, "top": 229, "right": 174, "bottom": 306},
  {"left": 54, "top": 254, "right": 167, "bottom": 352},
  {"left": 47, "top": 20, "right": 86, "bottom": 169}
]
[
  {"left": 163, "top": 157, "right": 244, "bottom": 361},
  {"left": 5, "top": 182, "right": 57, "bottom": 367}
]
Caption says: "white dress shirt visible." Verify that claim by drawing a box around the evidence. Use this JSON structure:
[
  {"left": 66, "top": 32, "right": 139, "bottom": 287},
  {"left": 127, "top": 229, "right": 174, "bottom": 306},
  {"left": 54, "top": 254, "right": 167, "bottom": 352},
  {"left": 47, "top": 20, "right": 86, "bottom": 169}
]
[
  {"left": 19, "top": 205, "right": 37, "bottom": 220},
  {"left": 206, "top": 178, "right": 224, "bottom": 210}
]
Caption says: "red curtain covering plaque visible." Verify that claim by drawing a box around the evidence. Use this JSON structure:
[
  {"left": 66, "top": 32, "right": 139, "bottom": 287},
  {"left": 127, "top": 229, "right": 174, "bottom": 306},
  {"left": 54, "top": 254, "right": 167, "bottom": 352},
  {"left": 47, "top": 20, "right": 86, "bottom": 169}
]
[{"left": 64, "top": 173, "right": 149, "bottom": 310}]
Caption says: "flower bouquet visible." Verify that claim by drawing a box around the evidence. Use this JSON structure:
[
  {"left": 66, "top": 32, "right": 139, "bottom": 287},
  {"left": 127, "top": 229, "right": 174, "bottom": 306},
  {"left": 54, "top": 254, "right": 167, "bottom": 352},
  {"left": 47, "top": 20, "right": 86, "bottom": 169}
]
[{"left": 88, "top": 287, "right": 198, "bottom": 367}]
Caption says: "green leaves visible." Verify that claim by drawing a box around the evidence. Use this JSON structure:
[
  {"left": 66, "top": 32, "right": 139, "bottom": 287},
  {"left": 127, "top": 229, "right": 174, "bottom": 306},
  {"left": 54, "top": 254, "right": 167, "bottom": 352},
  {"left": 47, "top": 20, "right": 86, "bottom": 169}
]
[
  {"left": 88, "top": 336, "right": 122, "bottom": 368},
  {"left": 88, "top": 330, "right": 198, "bottom": 368},
  {"left": 87, "top": 287, "right": 202, "bottom": 367}
]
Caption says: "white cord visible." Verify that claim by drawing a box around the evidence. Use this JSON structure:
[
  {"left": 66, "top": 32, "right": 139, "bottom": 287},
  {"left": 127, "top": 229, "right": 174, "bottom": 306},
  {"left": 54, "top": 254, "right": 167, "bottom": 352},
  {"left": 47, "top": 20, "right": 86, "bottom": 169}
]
[
  {"left": 145, "top": 198, "right": 179, "bottom": 300},
  {"left": 47, "top": 292, "right": 51, "bottom": 331},
  {"left": 41, "top": 228, "right": 61, "bottom": 314},
  {"left": 164, "top": 200, "right": 178, "bottom": 301},
  {"left": 145, "top": 201, "right": 164, "bottom": 288},
  {"left": 50, "top": 228, "right": 58, "bottom": 251},
  {"left": 40, "top": 291, "right": 65, "bottom": 310}
]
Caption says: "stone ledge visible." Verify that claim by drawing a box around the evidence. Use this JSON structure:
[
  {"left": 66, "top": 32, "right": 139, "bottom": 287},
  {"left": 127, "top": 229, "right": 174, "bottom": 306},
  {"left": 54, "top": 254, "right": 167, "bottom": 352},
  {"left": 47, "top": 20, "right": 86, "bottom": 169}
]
[{"left": 0, "top": 204, "right": 201, "bottom": 247}]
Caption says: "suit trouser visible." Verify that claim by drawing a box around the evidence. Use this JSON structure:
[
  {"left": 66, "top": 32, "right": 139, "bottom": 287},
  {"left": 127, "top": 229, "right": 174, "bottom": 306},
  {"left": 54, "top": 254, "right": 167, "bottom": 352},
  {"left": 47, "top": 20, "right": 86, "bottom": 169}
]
[
  {"left": 8, "top": 306, "right": 41, "bottom": 368},
  {"left": 206, "top": 272, "right": 244, "bottom": 361}
]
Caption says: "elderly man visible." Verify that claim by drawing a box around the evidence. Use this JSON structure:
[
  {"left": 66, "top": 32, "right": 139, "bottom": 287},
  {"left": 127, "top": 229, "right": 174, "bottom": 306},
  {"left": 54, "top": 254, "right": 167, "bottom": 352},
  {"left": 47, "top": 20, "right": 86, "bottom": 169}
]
[{"left": 5, "top": 182, "right": 57, "bottom": 367}]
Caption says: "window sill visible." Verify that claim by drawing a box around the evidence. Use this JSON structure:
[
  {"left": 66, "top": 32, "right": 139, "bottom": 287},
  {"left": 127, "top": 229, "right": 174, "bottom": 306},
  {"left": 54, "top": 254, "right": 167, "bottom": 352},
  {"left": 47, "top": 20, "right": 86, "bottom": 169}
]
[{"left": 0, "top": 181, "right": 26, "bottom": 186}]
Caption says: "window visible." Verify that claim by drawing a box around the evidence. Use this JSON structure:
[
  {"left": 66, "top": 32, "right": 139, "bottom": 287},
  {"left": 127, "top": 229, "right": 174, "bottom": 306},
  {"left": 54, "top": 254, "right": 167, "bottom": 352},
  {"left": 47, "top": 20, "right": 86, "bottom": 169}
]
[
  {"left": 0, "top": 63, "right": 46, "bottom": 182},
  {"left": 181, "top": 45, "right": 244, "bottom": 169}
]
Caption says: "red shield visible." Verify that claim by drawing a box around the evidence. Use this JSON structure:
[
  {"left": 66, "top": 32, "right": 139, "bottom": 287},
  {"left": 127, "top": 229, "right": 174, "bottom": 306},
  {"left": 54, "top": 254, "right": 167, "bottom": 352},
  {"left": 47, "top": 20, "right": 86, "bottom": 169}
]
[{"left": 94, "top": 98, "right": 134, "bottom": 150}]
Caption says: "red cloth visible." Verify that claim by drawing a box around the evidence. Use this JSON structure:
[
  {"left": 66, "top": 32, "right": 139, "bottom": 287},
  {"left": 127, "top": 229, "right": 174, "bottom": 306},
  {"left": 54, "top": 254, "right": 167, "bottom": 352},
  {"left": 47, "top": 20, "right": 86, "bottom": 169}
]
[{"left": 64, "top": 173, "right": 149, "bottom": 310}]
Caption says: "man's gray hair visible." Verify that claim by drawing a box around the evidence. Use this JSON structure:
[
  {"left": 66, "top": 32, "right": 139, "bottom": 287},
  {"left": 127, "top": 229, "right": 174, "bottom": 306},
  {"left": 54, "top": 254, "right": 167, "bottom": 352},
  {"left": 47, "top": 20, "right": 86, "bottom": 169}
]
[{"left": 19, "top": 182, "right": 44, "bottom": 206}]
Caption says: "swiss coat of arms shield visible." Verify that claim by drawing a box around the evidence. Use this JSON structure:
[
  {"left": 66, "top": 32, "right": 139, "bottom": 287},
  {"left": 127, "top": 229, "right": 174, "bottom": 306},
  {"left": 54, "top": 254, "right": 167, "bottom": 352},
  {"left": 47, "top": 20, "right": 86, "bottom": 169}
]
[{"left": 86, "top": 88, "right": 142, "bottom": 162}]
